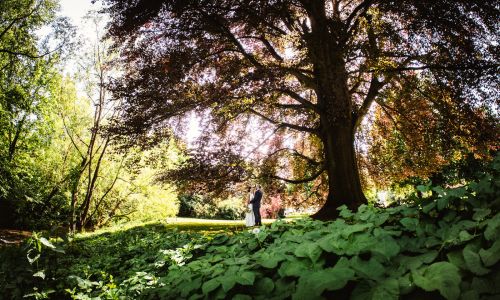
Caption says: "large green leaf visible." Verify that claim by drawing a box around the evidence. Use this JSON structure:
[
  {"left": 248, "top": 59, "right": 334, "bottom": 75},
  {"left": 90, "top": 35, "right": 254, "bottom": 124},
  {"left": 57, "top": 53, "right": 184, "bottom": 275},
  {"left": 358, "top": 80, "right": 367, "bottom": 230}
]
[
  {"left": 373, "top": 213, "right": 390, "bottom": 226},
  {"left": 180, "top": 277, "right": 203, "bottom": 297},
  {"left": 341, "top": 223, "right": 373, "bottom": 238},
  {"left": 458, "top": 230, "right": 474, "bottom": 242},
  {"left": 292, "top": 266, "right": 355, "bottom": 299},
  {"left": 397, "top": 250, "right": 438, "bottom": 272},
  {"left": 218, "top": 276, "right": 236, "bottom": 292},
  {"left": 437, "top": 196, "right": 450, "bottom": 211},
  {"left": 422, "top": 202, "right": 436, "bottom": 214},
  {"left": 417, "top": 184, "right": 431, "bottom": 193},
  {"left": 318, "top": 234, "right": 349, "bottom": 254},
  {"left": 370, "top": 235, "right": 400, "bottom": 260},
  {"left": 484, "top": 214, "right": 500, "bottom": 241},
  {"left": 338, "top": 205, "right": 354, "bottom": 219},
  {"left": 345, "top": 232, "right": 376, "bottom": 255},
  {"left": 256, "top": 231, "right": 269, "bottom": 243},
  {"left": 254, "top": 277, "right": 275, "bottom": 294},
  {"left": 352, "top": 278, "right": 400, "bottom": 300},
  {"left": 201, "top": 278, "right": 220, "bottom": 294},
  {"left": 351, "top": 281, "right": 373, "bottom": 300},
  {"left": 400, "top": 218, "right": 419, "bottom": 231},
  {"left": 225, "top": 257, "right": 250, "bottom": 266},
  {"left": 278, "top": 259, "right": 311, "bottom": 277},
  {"left": 372, "top": 278, "right": 399, "bottom": 300},
  {"left": 274, "top": 278, "right": 296, "bottom": 298},
  {"left": 479, "top": 240, "right": 500, "bottom": 267},
  {"left": 398, "top": 273, "right": 413, "bottom": 295},
  {"left": 256, "top": 252, "right": 286, "bottom": 268},
  {"left": 412, "top": 262, "right": 461, "bottom": 300},
  {"left": 447, "top": 250, "right": 466, "bottom": 270},
  {"left": 463, "top": 243, "right": 491, "bottom": 275},
  {"left": 293, "top": 241, "right": 323, "bottom": 263},
  {"left": 235, "top": 271, "right": 255, "bottom": 286},
  {"left": 424, "top": 236, "right": 442, "bottom": 248},
  {"left": 350, "top": 256, "right": 385, "bottom": 279},
  {"left": 432, "top": 186, "right": 446, "bottom": 197},
  {"left": 473, "top": 208, "right": 492, "bottom": 221}
]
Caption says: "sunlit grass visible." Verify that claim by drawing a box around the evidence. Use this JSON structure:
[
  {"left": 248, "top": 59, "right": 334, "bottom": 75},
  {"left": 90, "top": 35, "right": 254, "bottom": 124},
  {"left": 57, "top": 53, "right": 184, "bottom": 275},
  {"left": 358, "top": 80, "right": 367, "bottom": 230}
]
[{"left": 75, "top": 217, "right": 278, "bottom": 240}]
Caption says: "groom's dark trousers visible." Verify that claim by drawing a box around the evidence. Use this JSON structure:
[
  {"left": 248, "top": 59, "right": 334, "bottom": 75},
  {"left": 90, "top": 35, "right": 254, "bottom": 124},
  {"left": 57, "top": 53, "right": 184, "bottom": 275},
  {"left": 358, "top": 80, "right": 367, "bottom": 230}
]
[{"left": 251, "top": 190, "right": 263, "bottom": 226}]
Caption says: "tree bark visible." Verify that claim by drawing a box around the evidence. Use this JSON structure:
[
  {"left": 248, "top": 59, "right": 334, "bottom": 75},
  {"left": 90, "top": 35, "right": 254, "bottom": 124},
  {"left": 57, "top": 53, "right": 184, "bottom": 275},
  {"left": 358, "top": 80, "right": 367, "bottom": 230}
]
[
  {"left": 310, "top": 65, "right": 368, "bottom": 219},
  {"left": 305, "top": 2, "right": 367, "bottom": 219},
  {"left": 312, "top": 123, "right": 367, "bottom": 220}
]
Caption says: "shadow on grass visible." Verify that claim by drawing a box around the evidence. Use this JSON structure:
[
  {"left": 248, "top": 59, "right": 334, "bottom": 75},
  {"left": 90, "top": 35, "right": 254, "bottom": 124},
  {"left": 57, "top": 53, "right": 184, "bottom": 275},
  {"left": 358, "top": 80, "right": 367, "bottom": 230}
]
[{"left": 70, "top": 218, "right": 257, "bottom": 246}]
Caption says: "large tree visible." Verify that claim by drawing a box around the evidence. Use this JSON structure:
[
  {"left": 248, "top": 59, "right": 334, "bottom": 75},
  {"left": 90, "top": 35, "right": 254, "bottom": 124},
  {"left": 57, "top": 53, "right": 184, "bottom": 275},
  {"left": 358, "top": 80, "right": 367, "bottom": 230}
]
[{"left": 101, "top": 0, "right": 499, "bottom": 219}]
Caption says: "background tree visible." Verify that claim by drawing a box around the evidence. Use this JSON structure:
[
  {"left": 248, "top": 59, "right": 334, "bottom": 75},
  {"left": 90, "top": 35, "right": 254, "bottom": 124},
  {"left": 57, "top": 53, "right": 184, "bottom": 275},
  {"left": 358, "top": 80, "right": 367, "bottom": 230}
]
[
  {"left": 63, "top": 12, "right": 119, "bottom": 231},
  {"left": 0, "top": 2, "right": 181, "bottom": 230},
  {"left": 0, "top": 0, "right": 73, "bottom": 228},
  {"left": 362, "top": 76, "right": 498, "bottom": 189},
  {"left": 101, "top": 0, "right": 499, "bottom": 219},
  {"left": 62, "top": 12, "right": 182, "bottom": 231}
]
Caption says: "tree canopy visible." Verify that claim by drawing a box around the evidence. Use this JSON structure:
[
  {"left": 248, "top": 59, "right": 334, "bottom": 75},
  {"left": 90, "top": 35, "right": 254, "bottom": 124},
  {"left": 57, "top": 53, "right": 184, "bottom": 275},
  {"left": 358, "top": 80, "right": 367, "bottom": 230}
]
[
  {"left": 0, "top": 1, "right": 182, "bottom": 230},
  {"left": 100, "top": 0, "right": 499, "bottom": 218}
]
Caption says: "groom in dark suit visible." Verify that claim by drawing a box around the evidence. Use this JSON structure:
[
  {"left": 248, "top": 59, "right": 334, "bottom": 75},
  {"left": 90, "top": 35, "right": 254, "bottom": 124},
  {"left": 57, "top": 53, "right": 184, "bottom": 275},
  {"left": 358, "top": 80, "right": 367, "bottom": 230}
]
[{"left": 250, "top": 186, "right": 263, "bottom": 226}]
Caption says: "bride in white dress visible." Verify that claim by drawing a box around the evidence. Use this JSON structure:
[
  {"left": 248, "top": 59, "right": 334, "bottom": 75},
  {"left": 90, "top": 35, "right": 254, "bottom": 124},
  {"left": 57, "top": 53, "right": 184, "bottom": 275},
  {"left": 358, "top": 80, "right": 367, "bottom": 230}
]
[{"left": 245, "top": 187, "right": 255, "bottom": 226}]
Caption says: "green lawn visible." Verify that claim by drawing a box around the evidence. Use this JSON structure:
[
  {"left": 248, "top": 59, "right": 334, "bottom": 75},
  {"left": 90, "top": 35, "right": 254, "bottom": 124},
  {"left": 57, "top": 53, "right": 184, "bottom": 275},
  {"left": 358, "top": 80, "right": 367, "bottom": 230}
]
[{"left": 76, "top": 217, "right": 278, "bottom": 240}]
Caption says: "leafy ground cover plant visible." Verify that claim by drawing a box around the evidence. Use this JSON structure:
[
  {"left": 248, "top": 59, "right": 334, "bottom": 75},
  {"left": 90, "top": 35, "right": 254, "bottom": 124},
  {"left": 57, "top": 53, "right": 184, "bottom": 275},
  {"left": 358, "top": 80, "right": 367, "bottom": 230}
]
[
  {"left": 146, "top": 157, "right": 499, "bottom": 299},
  {"left": 1, "top": 157, "right": 498, "bottom": 299}
]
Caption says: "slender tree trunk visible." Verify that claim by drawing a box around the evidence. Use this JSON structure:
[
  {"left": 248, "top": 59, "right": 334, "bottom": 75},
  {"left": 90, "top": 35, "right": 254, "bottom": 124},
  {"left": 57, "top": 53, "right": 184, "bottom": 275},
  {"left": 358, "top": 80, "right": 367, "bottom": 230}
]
[
  {"left": 79, "top": 137, "right": 110, "bottom": 230},
  {"left": 8, "top": 116, "right": 26, "bottom": 161},
  {"left": 70, "top": 166, "right": 85, "bottom": 232}
]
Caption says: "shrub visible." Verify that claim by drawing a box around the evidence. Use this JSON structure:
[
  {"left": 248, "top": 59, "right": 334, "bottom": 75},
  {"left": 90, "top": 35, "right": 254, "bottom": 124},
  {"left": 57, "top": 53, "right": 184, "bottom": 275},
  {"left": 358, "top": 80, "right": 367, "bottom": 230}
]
[
  {"left": 177, "top": 194, "right": 205, "bottom": 217},
  {"left": 261, "top": 194, "right": 283, "bottom": 218},
  {"left": 177, "top": 194, "right": 246, "bottom": 220}
]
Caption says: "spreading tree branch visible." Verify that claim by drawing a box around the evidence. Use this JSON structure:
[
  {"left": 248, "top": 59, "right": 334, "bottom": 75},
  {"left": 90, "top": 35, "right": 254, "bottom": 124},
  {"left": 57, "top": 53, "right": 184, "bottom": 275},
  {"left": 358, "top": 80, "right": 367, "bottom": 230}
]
[
  {"left": 266, "top": 147, "right": 321, "bottom": 165},
  {"left": 248, "top": 108, "right": 318, "bottom": 134},
  {"left": 267, "top": 165, "right": 326, "bottom": 184},
  {"left": 276, "top": 88, "right": 319, "bottom": 113}
]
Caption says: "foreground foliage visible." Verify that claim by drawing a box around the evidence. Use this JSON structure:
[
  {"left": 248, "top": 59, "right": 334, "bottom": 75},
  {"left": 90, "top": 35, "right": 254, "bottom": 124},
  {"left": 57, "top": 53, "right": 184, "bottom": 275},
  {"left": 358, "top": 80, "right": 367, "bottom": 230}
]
[{"left": 1, "top": 158, "right": 499, "bottom": 299}]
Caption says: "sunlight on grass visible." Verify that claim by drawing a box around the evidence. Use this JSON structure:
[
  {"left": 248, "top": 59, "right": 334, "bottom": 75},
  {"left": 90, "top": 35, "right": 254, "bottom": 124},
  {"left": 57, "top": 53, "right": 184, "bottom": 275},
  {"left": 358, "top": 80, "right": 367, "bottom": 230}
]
[{"left": 76, "top": 217, "right": 278, "bottom": 240}]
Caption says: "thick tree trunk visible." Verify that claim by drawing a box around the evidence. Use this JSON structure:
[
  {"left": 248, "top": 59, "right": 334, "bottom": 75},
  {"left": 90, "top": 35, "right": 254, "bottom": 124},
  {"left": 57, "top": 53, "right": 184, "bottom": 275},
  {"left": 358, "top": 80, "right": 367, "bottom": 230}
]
[
  {"left": 311, "top": 123, "right": 367, "bottom": 220},
  {"left": 309, "top": 62, "right": 368, "bottom": 219},
  {"left": 305, "top": 6, "right": 367, "bottom": 219}
]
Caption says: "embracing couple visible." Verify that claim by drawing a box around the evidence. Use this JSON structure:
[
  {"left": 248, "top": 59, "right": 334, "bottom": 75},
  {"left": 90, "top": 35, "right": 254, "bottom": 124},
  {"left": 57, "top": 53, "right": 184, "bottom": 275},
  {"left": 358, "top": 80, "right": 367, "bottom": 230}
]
[{"left": 245, "top": 186, "right": 263, "bottom": 227}]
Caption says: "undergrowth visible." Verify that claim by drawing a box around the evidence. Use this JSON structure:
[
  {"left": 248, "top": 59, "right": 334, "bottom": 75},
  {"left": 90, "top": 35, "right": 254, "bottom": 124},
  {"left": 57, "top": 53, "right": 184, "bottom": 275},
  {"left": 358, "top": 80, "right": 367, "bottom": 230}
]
[{"left": 1, "top": 157, "right": 499, "bottom": 300}]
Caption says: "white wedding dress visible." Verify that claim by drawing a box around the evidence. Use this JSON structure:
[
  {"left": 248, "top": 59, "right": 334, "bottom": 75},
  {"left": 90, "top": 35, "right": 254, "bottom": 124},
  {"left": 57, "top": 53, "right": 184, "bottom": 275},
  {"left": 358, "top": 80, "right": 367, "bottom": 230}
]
[{"left": 245, "top": 204, "right": 255, "bottom": 227}]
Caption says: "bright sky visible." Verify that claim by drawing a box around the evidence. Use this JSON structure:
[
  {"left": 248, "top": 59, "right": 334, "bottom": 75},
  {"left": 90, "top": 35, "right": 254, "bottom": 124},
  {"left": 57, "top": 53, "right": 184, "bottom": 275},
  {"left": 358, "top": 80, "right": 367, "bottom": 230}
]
[{"left": 59, "top": 0, "right": 97, "bottom": 25}]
